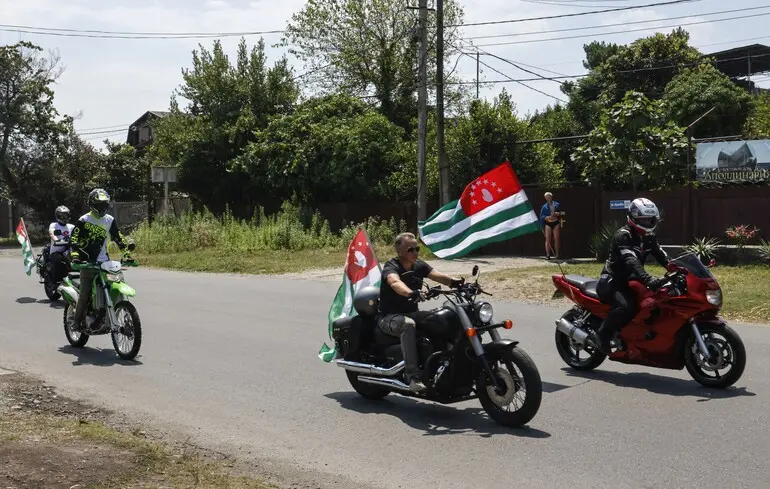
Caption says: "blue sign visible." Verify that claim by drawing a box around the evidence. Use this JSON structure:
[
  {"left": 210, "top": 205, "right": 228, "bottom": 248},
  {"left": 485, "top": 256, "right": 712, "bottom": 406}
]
[{"left": 610, "top": 200, "right": 630, "bottom": 210}]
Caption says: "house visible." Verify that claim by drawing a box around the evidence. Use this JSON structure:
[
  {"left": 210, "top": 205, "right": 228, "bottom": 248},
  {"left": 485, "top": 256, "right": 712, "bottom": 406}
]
[
  {"left": 706, "top": 44, "right": 770, "bottom": 96},
  {"left": 126, "top": 110, "right": 169, "bottom": 150}
]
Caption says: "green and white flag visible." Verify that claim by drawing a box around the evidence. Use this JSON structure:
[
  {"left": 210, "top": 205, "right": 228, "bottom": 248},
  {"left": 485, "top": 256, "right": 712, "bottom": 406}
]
[
  {"left": 319, "top": 227, "right": 381, "bottom": 362},
  {"left": 16, "top": 218, "right": 35, "bottom": 276},
  {"left": 418, "top": 161, "right": 541, "bottom": 259}
]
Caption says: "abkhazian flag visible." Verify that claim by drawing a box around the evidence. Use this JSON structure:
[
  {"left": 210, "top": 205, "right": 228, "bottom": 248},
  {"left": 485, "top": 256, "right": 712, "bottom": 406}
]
[
  {"left": 318, "top": 227, "right": 382, "bottom": 362},
  {"left": 16, "top": 218, "right": 35, "bottom": 276},
  {"left": 418, "top": 161, "right": 541, "bottom": 259}
]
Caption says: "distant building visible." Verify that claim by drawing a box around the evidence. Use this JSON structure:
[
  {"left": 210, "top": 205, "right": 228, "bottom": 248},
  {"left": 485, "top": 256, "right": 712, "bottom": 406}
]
[
  {"left": 707, "top": 44, "right": 770, "bottom": 96},
  {"left": 126, "top": 110, "right": 169, "bottom": 150}
]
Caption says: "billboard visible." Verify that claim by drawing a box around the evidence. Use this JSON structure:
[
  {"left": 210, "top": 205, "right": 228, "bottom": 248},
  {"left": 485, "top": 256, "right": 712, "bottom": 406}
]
[{"left": 696, "top": 139, "right": 770, "bottom": 182}]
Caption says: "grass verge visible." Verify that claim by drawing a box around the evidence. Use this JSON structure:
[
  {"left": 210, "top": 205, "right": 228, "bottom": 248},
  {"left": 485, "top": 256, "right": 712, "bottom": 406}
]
[
  {"left": 485, "top": 262, "right": 770, "bottom": 324},
  {"left": 0, "top": 372, "right": 273, "bottom": 489}
]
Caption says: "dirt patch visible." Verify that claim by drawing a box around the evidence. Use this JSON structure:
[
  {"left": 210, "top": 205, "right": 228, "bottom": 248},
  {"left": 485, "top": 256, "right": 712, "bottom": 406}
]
[{"left": 0, "top": 370, "right": 273, "bottom": 489}]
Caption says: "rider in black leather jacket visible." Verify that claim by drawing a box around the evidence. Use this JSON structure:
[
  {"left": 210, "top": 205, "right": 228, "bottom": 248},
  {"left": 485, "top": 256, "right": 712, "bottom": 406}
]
[{"left": 592, "top": 198, "right": 670, "bottom": 354}]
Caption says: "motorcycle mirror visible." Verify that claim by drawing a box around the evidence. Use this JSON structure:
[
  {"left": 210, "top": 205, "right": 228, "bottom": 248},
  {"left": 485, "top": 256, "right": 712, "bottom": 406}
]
[{"left": 472, "top": 265, "right": 479, "bottom": 276}]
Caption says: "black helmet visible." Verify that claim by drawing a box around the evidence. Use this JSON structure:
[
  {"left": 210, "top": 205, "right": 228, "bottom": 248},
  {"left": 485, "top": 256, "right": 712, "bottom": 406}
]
[
  {"left": 88, "top": 188, "right": 111, "bottom": 217},
  {"left": 54, "top": 205, "right": 70, "bottom": 225},
  {"left": 353, "top": 286, "right": 380, "bottom": 316}
]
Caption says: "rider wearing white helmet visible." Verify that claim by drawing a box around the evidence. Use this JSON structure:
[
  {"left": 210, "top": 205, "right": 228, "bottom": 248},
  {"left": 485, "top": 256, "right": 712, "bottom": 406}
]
[{"left": 591, "top": 198, "right": 670, "bottom": 354}]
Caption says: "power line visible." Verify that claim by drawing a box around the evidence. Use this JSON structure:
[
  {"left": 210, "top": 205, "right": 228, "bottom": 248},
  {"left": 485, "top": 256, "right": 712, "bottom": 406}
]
[
  {"left": 462, "top": 5, "right": 770, "bottom": 41},
  {"left": 474, "top": 11, "right": 770, "bottom": 47},
  {"left": 447, "top": 0, "right": 700, "bottom": 28},
  {"left": 465, "top": 52, "right": 568, "bottom": 103},
  {"left": 0, "top": 24, "right": 285, "bottom": 39}
]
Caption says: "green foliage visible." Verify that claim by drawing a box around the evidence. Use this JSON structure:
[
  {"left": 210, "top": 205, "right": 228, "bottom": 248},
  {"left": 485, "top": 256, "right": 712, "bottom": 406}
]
[
  {"left": 743, "top": 91, "right": 770, "bottom": 139},
  {"left": 573, "top": 91, "right": 689, "bottom": 190},
  {"left": 758, "top": 239, "right": 770, "bottom": 265},
  {"left": 232, "top": 94, "right": 410, "bottom": 203},
  {"left": 131, "top": 201, "right": 408, "bottom": 255},
  {"left": 0, "top": 42, "right": 66, "bottom": 197},
  {"left": 663, "top": 64, "right": 752, "bottom": 138},
  {"left": 588, "top": 220, "right": 623, "bottom": 262},
  {"left": 684, "top": 237, "right": 721, "bottom": 263},
  {"left": 281, "top": 0, "right": 468, "bottom": 130},
  {"left": 529, "top": 104, "right": 584, "bottom": 181}
]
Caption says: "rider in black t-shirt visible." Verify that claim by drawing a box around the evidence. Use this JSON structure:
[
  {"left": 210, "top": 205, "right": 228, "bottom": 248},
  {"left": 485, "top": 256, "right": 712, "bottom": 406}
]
[{"left": 378, "top": 232, "right": 464, "bottom": 393}]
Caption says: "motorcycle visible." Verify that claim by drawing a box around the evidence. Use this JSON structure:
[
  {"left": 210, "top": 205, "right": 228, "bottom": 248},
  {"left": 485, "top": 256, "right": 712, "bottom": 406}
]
[
  {"left": 331, "top": 265, "right": 542, "bottom": 428},
  {"left": 35, "top": 230, "right": 74, "bottom": 301},
  {"left": 551, "top": 252, "right": 746, "bottom": 388},
  {"left": 57, "top": 251, "right": 142, "bottom": 360}
]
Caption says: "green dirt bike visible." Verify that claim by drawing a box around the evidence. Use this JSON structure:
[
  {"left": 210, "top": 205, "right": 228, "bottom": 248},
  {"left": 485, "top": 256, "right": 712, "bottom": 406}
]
[{"left": 57, "top": 254, "right": 142, "bottom": 360}]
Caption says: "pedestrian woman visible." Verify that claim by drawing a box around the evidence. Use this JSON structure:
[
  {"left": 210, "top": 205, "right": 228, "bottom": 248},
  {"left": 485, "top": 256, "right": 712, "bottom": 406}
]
[{"left": 540, "top": 191, "right": 563, "bottom": 260}]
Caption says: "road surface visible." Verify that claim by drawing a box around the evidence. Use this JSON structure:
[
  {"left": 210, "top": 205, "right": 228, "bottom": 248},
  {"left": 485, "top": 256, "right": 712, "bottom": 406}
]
[{"left": 1, "top": 256, "right": 768, "bottom": 489}]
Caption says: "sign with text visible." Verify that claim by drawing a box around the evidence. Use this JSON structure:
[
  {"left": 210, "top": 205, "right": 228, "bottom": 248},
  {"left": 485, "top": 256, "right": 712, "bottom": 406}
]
[
  {"left": 695, "top": 139, "right": 770, "bottom": 182},
  {"left": 610, "top": 200, "right": 631, "bottom": 210}
]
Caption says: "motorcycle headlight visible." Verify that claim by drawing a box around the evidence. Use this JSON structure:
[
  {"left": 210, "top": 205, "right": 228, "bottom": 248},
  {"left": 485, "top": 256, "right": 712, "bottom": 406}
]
[
  {"left": 477, "top": 302, "right": 493, "bottom": 324},
  {"left": 106, "top": 272, "right": 124, "bottom": 283},
  {"left": 706, "top": 289, "right": 722, "bottom": 306}
]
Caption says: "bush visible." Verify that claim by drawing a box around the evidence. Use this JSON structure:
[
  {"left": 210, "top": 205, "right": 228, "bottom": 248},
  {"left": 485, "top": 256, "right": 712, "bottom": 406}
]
[
  {"left": 758, "top": 239, "right": 770, "bottom": 265},
  {"left": 588, "top": 221, "right": 623, "bottom": 262},
  {"left": 130, "top": 202, "right": 409, "bottom": 255},
  {"left": 684, "top": 237, "right": 721, "bottom": 264}
]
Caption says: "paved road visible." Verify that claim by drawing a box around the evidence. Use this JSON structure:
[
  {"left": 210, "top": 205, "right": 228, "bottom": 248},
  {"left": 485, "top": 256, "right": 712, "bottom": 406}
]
[{"left": 1, "top": 256, "right": 768, "bottom": 489}]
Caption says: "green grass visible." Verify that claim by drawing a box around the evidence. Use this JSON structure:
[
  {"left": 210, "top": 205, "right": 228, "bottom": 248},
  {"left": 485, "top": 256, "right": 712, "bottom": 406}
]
[
  {"left": 487, "top": 262, "right": 770, "bottom": 324},
  {"left": 128, "top": 202, "right": 435, "bottom": 274}
]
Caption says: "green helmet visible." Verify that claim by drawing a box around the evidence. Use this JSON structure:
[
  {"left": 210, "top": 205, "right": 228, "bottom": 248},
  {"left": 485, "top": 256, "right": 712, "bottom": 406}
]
[{"left": 88, "top": 188, "right": 111, "bottom": 217}]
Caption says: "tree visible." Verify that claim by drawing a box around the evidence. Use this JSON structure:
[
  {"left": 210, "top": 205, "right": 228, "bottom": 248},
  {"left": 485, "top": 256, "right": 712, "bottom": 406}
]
[
  {"left": 232, "top": 94, "right": 410, "bottom": 204},
  {"left": 743, "top": 91, "right": 770, "bottom": 139},
  {"left": 445, "top": 89, "right": 563, "bottom": 194},
  {"left": 0, "top": 41, "right": 65, "bottom": 198},
  {"left": 663, "top": 64, "right": 752, "bottom": 139},
  {"left": 148, "top": 38, "right": 299, "bottom": 215},
  {"left": 101, "top": 142, "right": 153, "bottom": 202},
  {"left": 572, "top": 91, "right": 689, "bottom": 191},
  {"left": 281, "top": 0, "right": 467, "bottom": 131},
  {"left": 530, "top": 104, "right": 583, "bottom": 181}
]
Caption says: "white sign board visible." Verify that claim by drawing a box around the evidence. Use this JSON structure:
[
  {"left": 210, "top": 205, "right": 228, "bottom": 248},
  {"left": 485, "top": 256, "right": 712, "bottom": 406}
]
[{"left": 151, "top": 167, "right": 178, "bottom": 183}]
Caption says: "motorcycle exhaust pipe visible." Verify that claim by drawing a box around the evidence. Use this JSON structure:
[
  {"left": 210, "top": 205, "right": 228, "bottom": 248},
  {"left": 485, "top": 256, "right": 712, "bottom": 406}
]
[
  {"left": 335, "top": 359, "right": 405, "bottom": 376},
  {"left": 357, "top": 376, "right": 412, "bottom": 393},
  {"left": 556, "top": 317, "right": 590, "bottom": 345}
]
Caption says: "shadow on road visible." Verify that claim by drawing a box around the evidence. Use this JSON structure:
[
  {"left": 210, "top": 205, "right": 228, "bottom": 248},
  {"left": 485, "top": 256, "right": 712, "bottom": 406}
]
[
  {"left": 57, "top": 346, "right": 143, "bottom": 367},
  {"left": 562, "top": 368, "right": 756, "bottom": 401},
  {"left": 324, "top": 391, "right": 551, "bottom": 439},
  {"left": 15, "top": 296, "right": 65, "bottom": 310}
]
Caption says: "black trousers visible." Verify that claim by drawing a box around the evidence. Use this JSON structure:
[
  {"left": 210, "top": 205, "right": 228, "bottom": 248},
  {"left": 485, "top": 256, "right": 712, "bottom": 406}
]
[{"left": 595, "top": 275, "right": 638, "bottom": 342}]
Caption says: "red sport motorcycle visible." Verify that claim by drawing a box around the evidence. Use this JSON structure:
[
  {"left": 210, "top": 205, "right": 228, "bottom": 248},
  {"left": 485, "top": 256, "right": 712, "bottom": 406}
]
[{"left": 551, "top": 252, "right": 746, "bottom": 388}]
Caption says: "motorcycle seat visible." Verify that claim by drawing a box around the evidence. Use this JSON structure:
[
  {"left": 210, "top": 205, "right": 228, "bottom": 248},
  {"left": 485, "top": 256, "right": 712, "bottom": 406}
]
[
  {"left": 374, "top": 327, "right": 402, "bottom": 347},
  {"left": 564, "top": 274, "right": 600, "bottom": 300}
]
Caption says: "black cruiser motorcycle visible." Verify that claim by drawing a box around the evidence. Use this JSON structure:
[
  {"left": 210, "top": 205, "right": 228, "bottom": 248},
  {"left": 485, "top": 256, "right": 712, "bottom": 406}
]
[{"left": 331, "top": 266, "right": 542, "bottom": 428}]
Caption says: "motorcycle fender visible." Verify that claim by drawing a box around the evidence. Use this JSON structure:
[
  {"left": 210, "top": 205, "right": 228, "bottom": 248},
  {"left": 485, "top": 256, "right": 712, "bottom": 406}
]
[
  {"left": 58, "top": 285, "right": 78, "bottom": 305},
  {"left": 481, "top": 339, "right": 519, "bottom": 361},
  {"left": 110, "top": 281, "right": 136, "bottom": 298}
]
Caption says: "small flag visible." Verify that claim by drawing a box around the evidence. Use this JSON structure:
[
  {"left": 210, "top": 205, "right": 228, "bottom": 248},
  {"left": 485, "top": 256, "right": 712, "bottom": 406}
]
[
  {"left": 319, "top": 227, "right": 382, "bottom": 362},
  {"left": 418, "top": 161, "right": 541, "bottom": 259},
  {"left": 15, "top": 218, "right": 35, "bottom": 276}
]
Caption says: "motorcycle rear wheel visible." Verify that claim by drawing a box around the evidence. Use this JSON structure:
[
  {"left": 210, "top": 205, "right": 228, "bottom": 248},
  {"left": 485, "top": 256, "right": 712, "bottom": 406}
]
[
  {"left": 63, "top": 304, "right": 89, "bottom": 348},
  {"left": 684, "top": 323, "right": 746, "bottom": 388},
  {"left": 476, "top": 347, "right": 542, "bottom": 428},
  {"left": 554, "top": 309, "right": 606, "bottom": 370},
  {"left": 44, "top": 279, "right": 61, "bottom": 302},
  {"left": 345, "top": 370, "right": 390, "bottom": 400}
]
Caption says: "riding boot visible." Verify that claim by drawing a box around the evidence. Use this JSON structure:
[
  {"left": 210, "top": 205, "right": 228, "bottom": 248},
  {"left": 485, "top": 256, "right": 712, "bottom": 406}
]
[{"left": 400, "top": 325, "right": 427, "bottom": 393}]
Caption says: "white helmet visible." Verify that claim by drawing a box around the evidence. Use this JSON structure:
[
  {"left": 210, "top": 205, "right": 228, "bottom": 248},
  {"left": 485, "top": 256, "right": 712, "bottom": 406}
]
[{"left": 627, "top": 198, "right": 660, "bottom": 235}]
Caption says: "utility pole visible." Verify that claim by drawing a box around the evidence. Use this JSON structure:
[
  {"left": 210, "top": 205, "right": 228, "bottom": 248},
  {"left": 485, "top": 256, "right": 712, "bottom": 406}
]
[
  {"left": 436, "top": 0, "right": 450, "bottom": 206},
  {"left": 416, "top": 0, "right": 428, "bottom": 221},
  {"left": 476, "top": 51, "right": 480, "bottom": 99}
]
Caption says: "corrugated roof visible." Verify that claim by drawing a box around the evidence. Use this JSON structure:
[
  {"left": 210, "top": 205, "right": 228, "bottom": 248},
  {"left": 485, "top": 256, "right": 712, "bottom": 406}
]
[{"left": 706, "top": 43, "right": 770, "bottom": 78}]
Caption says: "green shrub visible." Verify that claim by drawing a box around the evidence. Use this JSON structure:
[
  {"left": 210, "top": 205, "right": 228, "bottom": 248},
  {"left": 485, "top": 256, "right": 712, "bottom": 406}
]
[
  {"left": 684, "top": 237, "right": 721, "bottom": 264},
  {"left": 588, "top": 221, "right": 623, "bottom": 262}
]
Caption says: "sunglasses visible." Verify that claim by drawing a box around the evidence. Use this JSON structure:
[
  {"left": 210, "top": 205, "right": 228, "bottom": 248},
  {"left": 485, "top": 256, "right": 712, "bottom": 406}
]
[{"left": 406, "top": 246, "right": 420, "bottom": 253}]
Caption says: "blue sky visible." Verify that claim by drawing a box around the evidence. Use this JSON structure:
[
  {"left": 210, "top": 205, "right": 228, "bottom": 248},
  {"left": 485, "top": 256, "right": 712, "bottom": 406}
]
[{"left": 2, "top": 0, "right": 769, "bottom": 151}]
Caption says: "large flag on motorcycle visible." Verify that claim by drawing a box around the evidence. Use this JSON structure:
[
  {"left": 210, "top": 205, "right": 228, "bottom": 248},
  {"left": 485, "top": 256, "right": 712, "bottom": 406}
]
[
  {"left": 15, "top": 218, "right": 35, "bottom": 276},
  {"left": 418, "top": 161, "right": 541, "bottom": 259},
  {"left": 318, "top": 227, "right": 382, "bottom": 362}
]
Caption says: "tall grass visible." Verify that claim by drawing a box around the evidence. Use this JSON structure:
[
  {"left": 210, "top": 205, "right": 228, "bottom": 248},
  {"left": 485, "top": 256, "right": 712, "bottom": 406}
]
[{"left": 131, "top": 201, "right": 410, "bottom": 255}]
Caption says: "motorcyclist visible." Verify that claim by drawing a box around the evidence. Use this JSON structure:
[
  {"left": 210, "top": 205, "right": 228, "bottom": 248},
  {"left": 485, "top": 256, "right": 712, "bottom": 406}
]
[
  {"left": 378, "top": 232, "right": 464, "bottom": 393},
  {"left": 591, "top": 198, "right": 670, "bottom": 354},
  {"left": 45, "top": 206, "right": 75, "bottom": 281},
  {"left": 68, "top": 188, "right": 135, "bottom": 332}
]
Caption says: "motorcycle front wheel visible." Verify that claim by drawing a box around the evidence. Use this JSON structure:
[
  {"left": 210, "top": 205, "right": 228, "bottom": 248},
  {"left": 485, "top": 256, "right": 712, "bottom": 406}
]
[
  {"left": 111, "top": 301, "right": 142, "bottom": 360},
  {"left": 684, "top": 323, "right": 746, "bottom": 388},
  {"left": 476, "top": 347, "right": 542, "bottom": 428}
]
